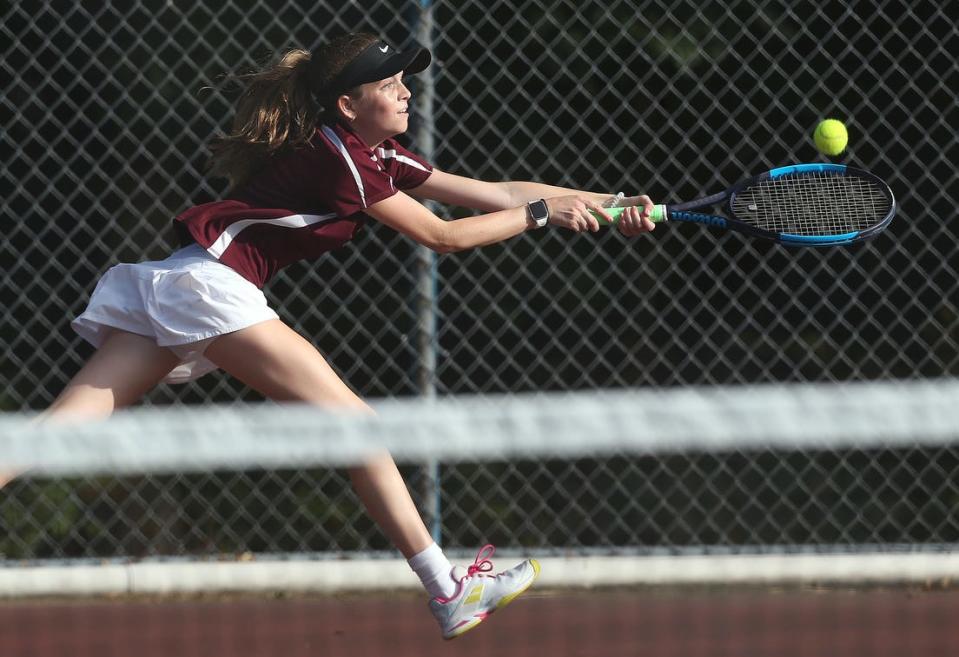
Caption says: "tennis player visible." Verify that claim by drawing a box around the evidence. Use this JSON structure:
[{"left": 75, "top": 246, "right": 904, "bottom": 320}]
[{"left": 43, "top": 33, "right": 655, "bottom": 638}]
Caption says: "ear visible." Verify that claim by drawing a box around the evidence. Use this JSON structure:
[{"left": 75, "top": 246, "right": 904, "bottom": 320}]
[{"left": 336, "top": 94, "right": 356, "bottom": 122}]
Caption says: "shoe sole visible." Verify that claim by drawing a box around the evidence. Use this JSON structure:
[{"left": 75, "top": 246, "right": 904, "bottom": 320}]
[{"left": 445, "top": 559, "right": 541, "bottom": 640}]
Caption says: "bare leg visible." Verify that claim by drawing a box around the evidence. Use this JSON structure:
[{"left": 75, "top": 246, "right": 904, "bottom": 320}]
[
  {"left": 0, "top": 330, "right": 179, "bottom": 488},
  {"left": 204, "top": 319, "right": 434, "bottom": 558},
  {"left": 44, "top": 329, "right": 180, "bottom": 420}
]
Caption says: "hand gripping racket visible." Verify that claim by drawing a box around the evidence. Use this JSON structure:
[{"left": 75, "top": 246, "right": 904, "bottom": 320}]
[{"left": 597, "top": 163, "right": 895, "bottom": 246}]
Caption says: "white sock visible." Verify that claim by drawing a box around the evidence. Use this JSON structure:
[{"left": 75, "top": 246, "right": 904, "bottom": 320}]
[{"left": 407, "top": 542, "right": 457, "bottom": 599}]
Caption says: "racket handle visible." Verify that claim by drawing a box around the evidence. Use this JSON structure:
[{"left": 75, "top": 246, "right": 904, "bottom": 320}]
[{"left": 592, "top": 204, "right": 667, "bottom": 226}]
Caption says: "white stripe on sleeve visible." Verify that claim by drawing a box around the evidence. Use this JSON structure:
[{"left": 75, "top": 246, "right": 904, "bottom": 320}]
[{"left": 377, "top": 148, "right": 430, "bottom": 173}]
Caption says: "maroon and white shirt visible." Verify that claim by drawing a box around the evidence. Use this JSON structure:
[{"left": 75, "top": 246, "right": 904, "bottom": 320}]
[{"left": 174, "top": 122, "right": 433, "bottom": 288}]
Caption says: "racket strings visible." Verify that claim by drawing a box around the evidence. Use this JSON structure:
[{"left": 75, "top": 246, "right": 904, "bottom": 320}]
[{"left": 732, "top": 172, "right": 891, "bottom": 235}]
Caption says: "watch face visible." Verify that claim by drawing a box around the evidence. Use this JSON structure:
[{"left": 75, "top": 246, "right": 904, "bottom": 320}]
[{"left": 530, "top": 200, "right": 548, "bottom": 221}]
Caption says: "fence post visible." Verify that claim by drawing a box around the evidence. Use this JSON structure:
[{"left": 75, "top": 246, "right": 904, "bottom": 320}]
[{"left": 413, "top": 0, "right": 442, "bottom": 546}]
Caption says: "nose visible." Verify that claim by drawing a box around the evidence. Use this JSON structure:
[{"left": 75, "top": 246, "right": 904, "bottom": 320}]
[{"left": 399, "top": 80, "right": 411, "bottom": 100}]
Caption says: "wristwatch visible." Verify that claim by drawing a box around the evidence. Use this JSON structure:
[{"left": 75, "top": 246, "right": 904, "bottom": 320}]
[{"left": 527, "top": 199, "right": 549, "bottom": 228}]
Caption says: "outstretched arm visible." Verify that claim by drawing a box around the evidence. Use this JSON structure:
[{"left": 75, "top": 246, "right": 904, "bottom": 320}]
[
  {"left": 406, "top": 169, "right": 654, "bottom": 237},
  {"left": 408, "top": 169, "right": 613, "bottom": 210},
  {"left": 365, "top": 190, "right": 614, "bottom": 253}
]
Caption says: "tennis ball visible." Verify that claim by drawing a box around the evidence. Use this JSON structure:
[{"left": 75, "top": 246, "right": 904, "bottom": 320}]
[{"left": 813, "top": 119, "right": 848, "bottom": 156}]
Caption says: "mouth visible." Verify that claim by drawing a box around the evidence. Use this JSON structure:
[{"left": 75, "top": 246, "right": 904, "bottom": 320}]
[{"left": 398, "top": 107, "right": 409, "bottom": 114}]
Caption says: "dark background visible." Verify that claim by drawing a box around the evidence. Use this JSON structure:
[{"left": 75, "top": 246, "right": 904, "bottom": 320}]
[{"left": 1, "top": 1, "right": 957, "bottom": 558}]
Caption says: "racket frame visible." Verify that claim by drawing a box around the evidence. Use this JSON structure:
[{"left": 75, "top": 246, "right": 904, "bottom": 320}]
[{"left": 602, "top": 163, "right": 896, "bottom": 247}]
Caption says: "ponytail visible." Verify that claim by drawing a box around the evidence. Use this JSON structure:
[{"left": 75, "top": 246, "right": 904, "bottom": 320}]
[
  {"left": 207, "top": 33, "right": 380, "bottom": 191},
  {"left": 207, "top": 49, "right": 316, "bottom": 191}
]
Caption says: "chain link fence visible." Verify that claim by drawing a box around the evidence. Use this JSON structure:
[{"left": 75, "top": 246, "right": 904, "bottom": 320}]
[{"left": 2, "top": 1, "right": 958, "bottom": 560}]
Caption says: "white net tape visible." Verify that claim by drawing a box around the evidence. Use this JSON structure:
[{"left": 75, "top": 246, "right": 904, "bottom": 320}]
[{"left": 4, "top": 379, "right": 958, "bottom": 475}]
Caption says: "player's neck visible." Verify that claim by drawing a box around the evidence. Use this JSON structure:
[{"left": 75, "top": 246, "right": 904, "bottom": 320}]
[{"left": 340, "top": 119, "right": 392, "bottom": 149}]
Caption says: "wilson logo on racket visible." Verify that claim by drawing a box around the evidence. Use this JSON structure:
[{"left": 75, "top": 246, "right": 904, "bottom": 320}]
[{"left": 596, "top": 163, "right": 896, "bottom": 247}]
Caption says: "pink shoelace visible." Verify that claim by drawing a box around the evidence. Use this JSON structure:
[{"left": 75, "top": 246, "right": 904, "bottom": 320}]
[
  {"left": 466, "top": 544, "right": 496, "bottom": 578},
  {"left": 434, "top": 544, "right": 499, "bottom": 604}
]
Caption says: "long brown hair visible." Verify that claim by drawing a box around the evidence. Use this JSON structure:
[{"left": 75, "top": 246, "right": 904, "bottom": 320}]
[{"left": 207, "top": 33, "right": 379, "bottom": 191}]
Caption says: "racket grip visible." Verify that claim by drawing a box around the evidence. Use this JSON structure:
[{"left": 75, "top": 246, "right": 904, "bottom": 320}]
[{"left": 592, "top": 204, "right": 667, "bottom": 225}]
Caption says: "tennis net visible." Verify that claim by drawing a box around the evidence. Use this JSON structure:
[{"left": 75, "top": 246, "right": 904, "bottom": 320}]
[{"left": 2, "top": 379, "right": 959, "bottom": 656}]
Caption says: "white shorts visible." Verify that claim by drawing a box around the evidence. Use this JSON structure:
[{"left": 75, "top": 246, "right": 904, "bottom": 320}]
[{"left": 72, "top": 244, "right": 279, "bottom": 384}]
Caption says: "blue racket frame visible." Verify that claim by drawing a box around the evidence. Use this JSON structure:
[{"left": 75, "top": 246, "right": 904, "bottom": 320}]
[{"left": 666, "top": 163, "right": 896, "bottom": 246}]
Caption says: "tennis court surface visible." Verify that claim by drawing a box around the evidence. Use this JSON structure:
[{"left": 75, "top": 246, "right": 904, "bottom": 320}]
[
  {"left": 3, "top": 381, "right": 959, "bottom": 655},
  {"left": 4, "top": 587, "right": 959, "bottom": 656}
]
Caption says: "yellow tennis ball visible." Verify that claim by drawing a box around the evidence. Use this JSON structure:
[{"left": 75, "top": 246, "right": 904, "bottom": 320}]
[{"left": 814, "top": 119, "right": 848, "bottom": 156}]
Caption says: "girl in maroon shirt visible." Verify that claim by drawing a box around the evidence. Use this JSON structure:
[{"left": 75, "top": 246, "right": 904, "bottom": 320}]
[{"left": 42, "top": 32, "right": 656, "bottom": 639}]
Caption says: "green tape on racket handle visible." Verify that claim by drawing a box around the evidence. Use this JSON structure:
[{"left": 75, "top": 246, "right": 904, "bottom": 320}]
[{"left": 592, "top": 204, "right": 667, "bottom": 225}]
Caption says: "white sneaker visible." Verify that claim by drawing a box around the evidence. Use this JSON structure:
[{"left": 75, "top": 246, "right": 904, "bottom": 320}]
[{"left": 428, "top": 544, "right": 540, "bottom": 640}]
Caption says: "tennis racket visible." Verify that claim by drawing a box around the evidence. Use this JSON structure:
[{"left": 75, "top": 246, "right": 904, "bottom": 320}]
[{"left": 595, "top": 163, "right": 895, "bottom": 246}]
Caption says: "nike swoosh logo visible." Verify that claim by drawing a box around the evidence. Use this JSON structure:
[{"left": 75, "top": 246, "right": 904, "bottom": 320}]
[{"left": 379, "top": 45, "right": 388, "bottom": 53}]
